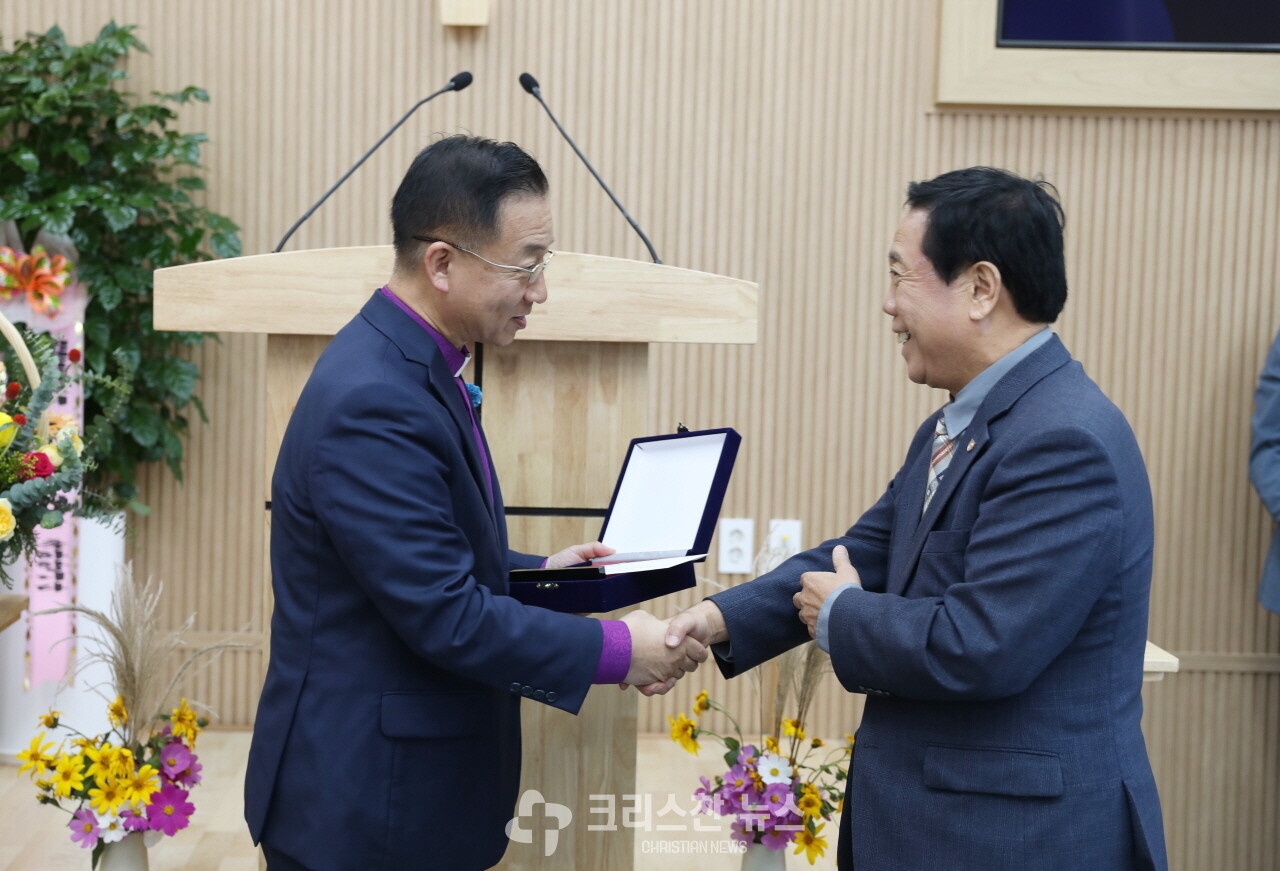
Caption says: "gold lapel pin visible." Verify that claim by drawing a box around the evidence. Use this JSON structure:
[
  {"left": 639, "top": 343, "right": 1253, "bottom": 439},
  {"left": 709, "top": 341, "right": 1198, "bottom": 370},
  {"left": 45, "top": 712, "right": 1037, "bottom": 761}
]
[{"left": 966, "top": 439, "right": 975, "bottom": 452}]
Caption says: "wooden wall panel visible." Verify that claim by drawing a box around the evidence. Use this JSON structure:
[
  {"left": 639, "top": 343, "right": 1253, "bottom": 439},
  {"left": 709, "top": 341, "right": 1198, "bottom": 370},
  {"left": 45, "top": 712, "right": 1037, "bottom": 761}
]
[{"left": 4, "top": 1, "right": 1279, "bottom": 867}]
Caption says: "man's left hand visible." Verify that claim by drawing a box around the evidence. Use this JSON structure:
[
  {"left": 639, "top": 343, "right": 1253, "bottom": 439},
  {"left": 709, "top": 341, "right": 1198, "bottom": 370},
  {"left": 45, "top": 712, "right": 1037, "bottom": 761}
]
[
  {"left": 793, "top": 545, "right": 861, "bottom": 639},
  {"left": 546, "top": 541, "right": 615, "bottom": 569}
]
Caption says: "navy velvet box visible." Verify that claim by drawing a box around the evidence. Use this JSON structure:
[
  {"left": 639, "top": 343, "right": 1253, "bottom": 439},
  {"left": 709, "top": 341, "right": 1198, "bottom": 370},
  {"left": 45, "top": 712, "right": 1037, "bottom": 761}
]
[{"left": 508, "top": 427, "right": 741, "bottom": 613}]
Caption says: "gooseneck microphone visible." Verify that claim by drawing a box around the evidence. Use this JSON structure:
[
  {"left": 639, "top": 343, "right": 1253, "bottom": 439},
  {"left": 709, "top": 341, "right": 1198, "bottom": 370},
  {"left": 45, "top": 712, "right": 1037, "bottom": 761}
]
[
  {"left": 518, "top": 72, "right": 661, "bottom": 264},
  {"left": 274, "top": 71, "right": 474, "bottom": 253}
]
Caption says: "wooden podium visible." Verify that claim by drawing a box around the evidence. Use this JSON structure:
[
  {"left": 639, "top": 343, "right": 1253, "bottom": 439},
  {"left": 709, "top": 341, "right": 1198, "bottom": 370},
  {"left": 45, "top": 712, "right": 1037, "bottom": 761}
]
[{"left": 154, "top": 247, "right": 757, "bottom": 869}]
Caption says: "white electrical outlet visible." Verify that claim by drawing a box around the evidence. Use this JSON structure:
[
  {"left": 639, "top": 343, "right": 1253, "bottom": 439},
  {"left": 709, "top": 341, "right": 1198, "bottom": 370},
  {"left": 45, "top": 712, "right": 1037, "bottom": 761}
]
[
  {"left": 767, "top": 519, "right": 803, "bottom": 558},
  {"left": 718, "top": 518, "right": 755, "bottom": 574}
]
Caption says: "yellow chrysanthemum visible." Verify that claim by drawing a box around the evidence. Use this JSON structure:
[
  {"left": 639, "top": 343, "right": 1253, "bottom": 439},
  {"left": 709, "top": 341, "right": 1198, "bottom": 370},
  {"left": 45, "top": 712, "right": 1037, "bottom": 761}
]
[
  {"left": 108, "top": 696, "right": 128, "bottom": 728},
  {"left": 88, "top": 775, "right": 127, "bottom": 815},
  {"left": 71, "top": 736, "right": 94, "bottom": 751},
  {"left": 797, "top": 790, "right": 823, "bottom": 820},
  {"left": 764, "top": 735, "right": 780, "bottom": 754},
  {"left": 16, "top": 732, "right": 54, "bottom": 779},
  {"left": 693, "top": 690, "right": 710, "bottom": 715},
  {"left": 37, "top": 709, "right": 61, "bottom": 729},
  {"left": 782, "top": 718, "right": 806, "bottom": 741},
  {"left": 109, "top": 747, "right": 135, "bottom": 780},
  {"left": 122, "top": 763, "right": 160, "bottom": 807},
  {"left": 51, "top": 754, "right": 85, "bottom": 798},
  {"left": 171, "top": 698, "right": 200, "bottom": 746},
  {"left": 793, "top": 822, "right": 829, "bottom": 864},
  {"left": 667, "top": 713, "right": 699, "bottom": 755},
  {"left": 83, "top": 742, "right": 114, "bottom": 781},
  {"left": 800, "top": 781, "right": 820, "bottom": 797}
]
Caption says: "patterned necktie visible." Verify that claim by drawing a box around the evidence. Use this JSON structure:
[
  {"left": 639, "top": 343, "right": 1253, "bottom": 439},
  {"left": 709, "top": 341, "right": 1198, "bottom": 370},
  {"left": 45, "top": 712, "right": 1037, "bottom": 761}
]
[{"left": 923, "top": 414, "right": 955, "bottom": 514}]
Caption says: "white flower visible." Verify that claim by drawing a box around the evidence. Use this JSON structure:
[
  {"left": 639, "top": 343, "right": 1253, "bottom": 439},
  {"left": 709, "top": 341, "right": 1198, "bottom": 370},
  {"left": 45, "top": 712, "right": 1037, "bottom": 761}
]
[
  {"left": 757, "top": 752, "right": 793, "bottom": 785},
  {"left": 95, "top": 811, "right": 127, "bottom": 844}
]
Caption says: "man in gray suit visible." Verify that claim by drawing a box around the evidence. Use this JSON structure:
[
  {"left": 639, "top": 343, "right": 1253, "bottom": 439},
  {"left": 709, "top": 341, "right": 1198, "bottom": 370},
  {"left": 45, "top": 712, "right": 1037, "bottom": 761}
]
[{"left": 663, "top": 167, "right": 1167, "bottom": 870}]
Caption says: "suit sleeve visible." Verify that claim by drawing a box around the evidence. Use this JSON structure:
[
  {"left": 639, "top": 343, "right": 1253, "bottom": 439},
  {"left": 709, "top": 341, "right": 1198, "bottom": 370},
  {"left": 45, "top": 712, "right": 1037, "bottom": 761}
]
[
  {"left": 1251, "top": 331, "right": 1280, "bottom": 523},
  {"left": 825, "top": 425, "right": 1125, "bottom": 702},
  {"left": 309, "top": 380, "right": 602, "bottom": 713},
  {"left": 707, "top": 472, "right": 896, "bottom": 677}
]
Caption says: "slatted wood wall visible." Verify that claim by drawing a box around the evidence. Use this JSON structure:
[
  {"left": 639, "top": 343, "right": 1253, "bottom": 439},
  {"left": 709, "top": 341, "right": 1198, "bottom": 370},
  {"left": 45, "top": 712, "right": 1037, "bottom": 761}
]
[{"left": 3, "top": 2, "right": 1278, "bottom": 867}]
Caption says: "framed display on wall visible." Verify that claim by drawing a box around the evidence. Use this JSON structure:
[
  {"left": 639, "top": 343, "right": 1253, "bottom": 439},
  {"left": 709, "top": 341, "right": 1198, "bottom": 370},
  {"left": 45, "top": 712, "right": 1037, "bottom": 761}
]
[{"left": 937, "top": 0, "right": 1280, "bottom": 110}]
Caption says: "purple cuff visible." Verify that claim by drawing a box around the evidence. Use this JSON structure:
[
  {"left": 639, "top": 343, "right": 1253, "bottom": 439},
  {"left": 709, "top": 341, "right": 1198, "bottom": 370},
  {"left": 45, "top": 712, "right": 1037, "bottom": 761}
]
[{"left": 592, "top": 620, "right": 632, "bottom": 684}]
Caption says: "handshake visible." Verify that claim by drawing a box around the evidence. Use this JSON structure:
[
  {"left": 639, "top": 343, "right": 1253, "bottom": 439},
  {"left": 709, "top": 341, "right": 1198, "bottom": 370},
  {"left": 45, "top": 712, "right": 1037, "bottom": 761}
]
[{"left": 616, "top": 601, "right": 728, "bottom": 696}]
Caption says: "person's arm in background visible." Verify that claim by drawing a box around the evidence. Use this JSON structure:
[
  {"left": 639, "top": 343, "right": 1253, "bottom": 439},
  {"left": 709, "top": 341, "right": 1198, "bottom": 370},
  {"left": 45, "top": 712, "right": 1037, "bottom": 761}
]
[{"left": 1250, "top": 331, "right": 1280, "bottom": 522}]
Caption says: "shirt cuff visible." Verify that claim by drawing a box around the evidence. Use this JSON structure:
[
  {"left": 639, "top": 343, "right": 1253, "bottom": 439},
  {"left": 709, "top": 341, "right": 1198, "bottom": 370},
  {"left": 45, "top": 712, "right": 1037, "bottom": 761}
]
[
  {"left": 816, "top": 583, "right": 860, "bottom": 654},
  {"left": 592, "top": 619, "right": 632, "bottom": 684}
]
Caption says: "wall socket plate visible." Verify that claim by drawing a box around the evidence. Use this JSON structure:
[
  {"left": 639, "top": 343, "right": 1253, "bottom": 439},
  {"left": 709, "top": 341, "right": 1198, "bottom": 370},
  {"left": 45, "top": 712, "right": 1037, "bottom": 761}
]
[
  {"left": 718, "top": 518, "right": 755, "bottom": 574},
  {"left": 767, "top": 519, "right": 803, "bottom": 558}
]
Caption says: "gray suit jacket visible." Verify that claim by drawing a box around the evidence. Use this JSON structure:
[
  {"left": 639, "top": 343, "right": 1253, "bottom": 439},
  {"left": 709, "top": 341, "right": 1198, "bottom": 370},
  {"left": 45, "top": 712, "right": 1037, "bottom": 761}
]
[{"left": 710, "top": 336, "right": 1166, "bottom": 870}]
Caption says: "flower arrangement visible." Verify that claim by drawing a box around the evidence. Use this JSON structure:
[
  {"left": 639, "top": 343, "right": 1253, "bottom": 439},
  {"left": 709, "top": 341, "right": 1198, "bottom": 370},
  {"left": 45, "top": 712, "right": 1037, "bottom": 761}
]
[
  {"left": 0, "top": 313, "right": 87, "bottom": 589},
  {"left": 17, "top": 562, "right": 249, "bottom": 865},
  {"left": 18, "top": 695, "right": 206, "bottom": 859},
  {"left": 668, "top": 645, "right": 852, "bottom": 865}
]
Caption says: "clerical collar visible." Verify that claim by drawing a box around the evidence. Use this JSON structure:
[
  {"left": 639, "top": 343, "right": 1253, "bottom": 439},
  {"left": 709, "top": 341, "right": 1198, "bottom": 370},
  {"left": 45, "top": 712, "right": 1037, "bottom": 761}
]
[{"left": 379, "top": 286, "right": 471, "bottom": 378}]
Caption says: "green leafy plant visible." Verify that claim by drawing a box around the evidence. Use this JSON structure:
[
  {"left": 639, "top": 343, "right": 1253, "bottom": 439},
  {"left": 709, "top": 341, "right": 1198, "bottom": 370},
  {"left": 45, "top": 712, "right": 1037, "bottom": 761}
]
[{"left": 0, "top": 22, "right": 241, "bottom": 512}]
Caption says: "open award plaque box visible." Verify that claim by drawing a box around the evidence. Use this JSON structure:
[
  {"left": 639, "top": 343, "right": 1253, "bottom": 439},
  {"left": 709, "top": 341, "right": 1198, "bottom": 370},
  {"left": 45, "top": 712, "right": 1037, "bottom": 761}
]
[{"left": 509, "top": 427, "right": 741, "bottom": 613}]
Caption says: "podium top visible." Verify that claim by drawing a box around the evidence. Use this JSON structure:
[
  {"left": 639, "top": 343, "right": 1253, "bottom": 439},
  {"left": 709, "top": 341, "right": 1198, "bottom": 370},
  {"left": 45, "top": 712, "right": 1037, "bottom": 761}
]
[{"left": 154, "top": 247, "right": 757, "bottom": 344}]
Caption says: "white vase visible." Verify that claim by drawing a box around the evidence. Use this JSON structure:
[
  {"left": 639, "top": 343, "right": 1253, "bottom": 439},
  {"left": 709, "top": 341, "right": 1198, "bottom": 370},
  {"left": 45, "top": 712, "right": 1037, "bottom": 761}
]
[
  {"left": 99, "top": 832, "right": 148, "bottom": 871},
  {"left": 741, "top": 841, "right": 787, "bottom": 871}
]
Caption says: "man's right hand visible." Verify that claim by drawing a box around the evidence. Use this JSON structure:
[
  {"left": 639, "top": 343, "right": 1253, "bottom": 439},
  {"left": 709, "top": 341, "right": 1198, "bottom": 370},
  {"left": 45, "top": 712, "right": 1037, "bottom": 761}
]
[
  {"left": 619, "top": 610, "right": 708, "bottom": 696},
  {"left": 624, "top": 600, "right": 729, "bottom": 697}
]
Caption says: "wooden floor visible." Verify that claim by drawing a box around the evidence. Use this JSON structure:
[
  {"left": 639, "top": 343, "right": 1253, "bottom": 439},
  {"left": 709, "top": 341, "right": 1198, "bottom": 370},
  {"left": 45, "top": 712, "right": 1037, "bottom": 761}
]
[{"left": 1, "top": 731, "right": 839, "bottom": 871}]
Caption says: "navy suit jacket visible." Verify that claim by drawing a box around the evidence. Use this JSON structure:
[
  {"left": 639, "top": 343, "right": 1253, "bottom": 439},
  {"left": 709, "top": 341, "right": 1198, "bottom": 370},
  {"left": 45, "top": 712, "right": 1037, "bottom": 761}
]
[
  {"left": 709, "top": 336, "right": 1167, "bottom": 871},
  {"left": 1250, "top": 329, "right": 1280, "bottom": 614},
  {"left": 244, "top": 292, "right": 602, "bottom": 870}
]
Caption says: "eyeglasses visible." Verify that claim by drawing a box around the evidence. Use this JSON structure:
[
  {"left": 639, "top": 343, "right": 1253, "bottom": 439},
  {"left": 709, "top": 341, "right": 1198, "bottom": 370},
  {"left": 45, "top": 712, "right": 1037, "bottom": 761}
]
[{"left": 413, "top": 235, "right": 555, "bottom": 285}]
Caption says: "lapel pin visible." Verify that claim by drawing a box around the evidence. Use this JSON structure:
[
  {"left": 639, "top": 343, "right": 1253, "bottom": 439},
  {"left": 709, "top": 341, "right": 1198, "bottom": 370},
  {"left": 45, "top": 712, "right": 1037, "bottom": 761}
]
[{"left": 966, "top": 439, "right": 975, "bottom": 452}]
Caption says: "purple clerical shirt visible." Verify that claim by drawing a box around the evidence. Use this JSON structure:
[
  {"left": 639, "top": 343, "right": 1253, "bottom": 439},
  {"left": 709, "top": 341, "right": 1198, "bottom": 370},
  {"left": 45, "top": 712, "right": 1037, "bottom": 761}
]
[{"left": 379, "top": 287, "right": 630, "bottom": 683}]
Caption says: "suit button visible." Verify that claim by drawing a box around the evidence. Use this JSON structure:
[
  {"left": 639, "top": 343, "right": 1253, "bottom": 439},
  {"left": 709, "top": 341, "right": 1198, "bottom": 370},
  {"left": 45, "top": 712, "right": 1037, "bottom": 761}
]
[
  {"left": 546, "top": 691, "right": 558, "bottom": 703},
  {"left": 522, "top": 685, "right": 534, "bottom": 697},
  {"left": 533, "top": 689, "right": 546, "bottom": 701},
  {"left": 510, "top": 682, "right": 522, "bottom": 694}
]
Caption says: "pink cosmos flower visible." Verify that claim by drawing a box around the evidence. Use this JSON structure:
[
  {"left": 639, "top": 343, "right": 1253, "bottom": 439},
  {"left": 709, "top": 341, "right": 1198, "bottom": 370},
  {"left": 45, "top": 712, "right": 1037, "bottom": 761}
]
[
  {"left": 693, "top": 775, "right": 714, "bottom": 814},
  {"left": 120, "top": 808, "right": 149, "bottom": 832},
  {"left": 175, "top": 754, "right": 203, "bottom": 786},
  {"left": 760, "top": 782, "right": 795, "bottom": 819},
  {"left": 760, "top": 823, "right": 794, "bottom": 850},
  {"left": 146, "top": 782, "right": 195, "bottom": 836},
  {"left": 69, "top": 808, "right": 99, "bottom": 849},
  {"left": 159, "top": 741, "right": 193, "bottom": 780}
]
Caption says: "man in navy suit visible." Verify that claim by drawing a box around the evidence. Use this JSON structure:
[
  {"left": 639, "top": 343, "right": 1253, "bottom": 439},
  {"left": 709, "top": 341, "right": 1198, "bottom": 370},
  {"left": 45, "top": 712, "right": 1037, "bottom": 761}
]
[
  {"left": 664, "top": 168, "right": 1167, "bottom": 869},
  {"left": 245, "top": 136, "right": 706, "bottom": 870}
]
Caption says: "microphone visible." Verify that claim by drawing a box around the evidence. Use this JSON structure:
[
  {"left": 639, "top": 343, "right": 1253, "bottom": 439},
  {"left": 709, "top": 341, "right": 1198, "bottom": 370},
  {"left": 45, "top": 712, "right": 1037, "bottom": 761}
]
[
  {"left": 274, "top": 72, "right": 474, "bottom": 253},
  {"left": 518, "top": 72, "right": 661, "bottom": 264}
]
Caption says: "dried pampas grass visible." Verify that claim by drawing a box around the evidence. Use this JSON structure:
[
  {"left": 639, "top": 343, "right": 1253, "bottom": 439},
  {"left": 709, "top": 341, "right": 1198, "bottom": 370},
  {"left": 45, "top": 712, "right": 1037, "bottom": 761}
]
[
  {"left": 749, "top": 537, "right": 832, "bottom": 750},
  {"left": 35, "top": 561, "right": 251, "bottom": 747}
]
